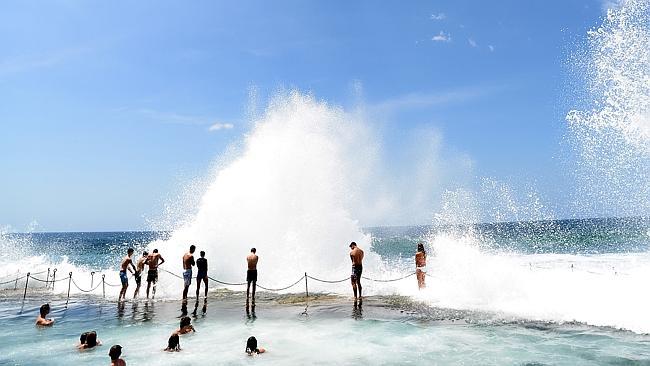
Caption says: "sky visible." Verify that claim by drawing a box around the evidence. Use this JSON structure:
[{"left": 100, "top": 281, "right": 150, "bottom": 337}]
[{"left": 0, "top": 0, "right": 615, "bottom": 231}]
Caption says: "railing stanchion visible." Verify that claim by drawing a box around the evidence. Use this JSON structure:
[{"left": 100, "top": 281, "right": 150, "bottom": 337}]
[
  {"left": 102, "top": 274, "right": 106, "bottom": 298},
  {"left": 65, "top": 272, "right": 72, "bottom": 308},
  {"left": 23, "top": 272, "right": 30, "bottom": 300},
  {"left": 90, "top": 271, "right": 95, "bottom": 289},
  {"left": 52, "top": 269, "right": 57, "bottom": 290},
  {"left": 304, "top": 272, "right": 309, "bottom": 299},
  {"left": 46, "top": 268, "right": 51, "bottom": 287}
]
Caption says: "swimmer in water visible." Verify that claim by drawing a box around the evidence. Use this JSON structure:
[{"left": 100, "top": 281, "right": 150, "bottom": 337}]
[
  {"left": 164, "top": 333, "right": 181, "bottom": 352},
  {"left": 245, "top": 336, "right": 266, "bottom": 355},
  {"left": 35, "top": 303, "right": 54, "bottom": 326},
  {"left": 109, "top": 345, "right": 125, "bottom": 366},
  {"left": 176, "top": 316, "right": 196, "bottom": 335},
  {"left": 78, "top": 330, "right": 101, "bottom": 350}
]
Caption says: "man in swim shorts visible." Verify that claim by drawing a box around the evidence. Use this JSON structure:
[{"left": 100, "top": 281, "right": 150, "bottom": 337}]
[
  {"left": 145, "top": 249, "right": 165, "bottom": 299},
  {"left": 349, "top": 242, "right": 364, "bottom": 299},
  {"left": 118, "top": 248, "right": 136, "bottom": 301},
  {"left": 182, "top": 245, "right": 196, "bottom": 300},
  {"left": 133, "top": 251, "right": 147, "bottom": 298},
  {"left": 195, "top": 251, "right": 208, "bottom": 298},
  {"left": 246, "top": 248, "right": 259, "bottom": 304}
]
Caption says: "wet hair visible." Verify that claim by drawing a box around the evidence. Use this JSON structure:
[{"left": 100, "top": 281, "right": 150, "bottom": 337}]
[
  {"left": 167, "top": 333, "right": 180, "bottom": 351},
  {"left": 86, "top": 331, "right": 98, "bottom": 348},
  {"left": 349, "top": 242, "right": 357, "bottom": 248},
  {"left": 180, "top": 316, "right": 191, "bottom": 328},
  {"left": 153, "top": 249, "right": 159, "bottom": 253},
  {"left": 189, "top": 245, "right": 196, "bottom": 253},
  {"left": 250, "top": 248, "right": 256, "bottom": 253},
  {"left": 246, "top": 336, "right": 258, "bottom": 354},
  {"left": 143, "top": 251, "right": 149, "bottom": 256},
  {"left": 127, "top": 248, "right": 134, "bottom": 254},
  {"left": 40, "top": 303, "right": 50, "bottom": 317},
  {"left": 80, "top": 332, "right": 90, "bottom": 344},
  {"left": 200, "top": 251, "right": 205, "bottom": 257},
  {"left": 417, "top": 243, "right": 426, "bottom": 255},
  {"left": 109, "top": 345, "right": 122, "bottom": 360}
]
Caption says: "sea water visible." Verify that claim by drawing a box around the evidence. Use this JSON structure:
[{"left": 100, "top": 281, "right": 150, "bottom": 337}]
[{"left": 1, "top": 221, "right": 650, "bottom": 365}]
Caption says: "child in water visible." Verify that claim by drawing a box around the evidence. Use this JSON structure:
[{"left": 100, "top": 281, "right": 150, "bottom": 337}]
[
  {"left": 164, "top": 333, "right": 181, "bottom": 352},
  {"left": 245, "top": 336, "right": 266, "bottom": 355}
]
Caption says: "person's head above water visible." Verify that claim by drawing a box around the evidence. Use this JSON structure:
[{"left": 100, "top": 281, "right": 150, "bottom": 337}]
[
  {"left": 246, "top": 336, "right": 258, "bottom": 354},
  {"left": 40, "top": 303, "right": 50, "bottom": 317},
  {"left": 200, "top": 251, "right": 205, "bottom": 258},
  {"left": 109, "top": 345, "right": 122, "bottom": 360},
  {"left": 189, "top": 245, "right": 196, "bottom": 253},
  {"left": 80, "top": 332, "right": 90, "bottom": 344},
  {"left": 127, "top": 248, "right": 134, "bottom": 255},
  {"left": 250, "top": 248, "right": 256, "bottom": 253},
  {"left": 349, "top": 242, "right": 357, "bottom": 248},
  {"left": 180, "top": 316, "right": 191, "bottom": 328},
  {"left": 417, "top": 242, "right": 425, "bottom": 254},
  {"left": 166, "top": 333, "right": 180, "bottom": 351},
  {"left": 85, "top": 331, "right": 98, "bottom": 347}
]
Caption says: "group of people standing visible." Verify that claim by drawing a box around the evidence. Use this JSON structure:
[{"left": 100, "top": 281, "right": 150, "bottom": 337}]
[{"left": 116, "top": 240, "right": 427, "bottom": 303}]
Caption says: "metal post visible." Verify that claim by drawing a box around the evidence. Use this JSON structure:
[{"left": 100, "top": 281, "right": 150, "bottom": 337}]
[
  {"left": 90, "top": 271, "right": 95, "bottom": 289},
  {"left": 304, "top": 272, "right": 309, "bottom": 299},
  {"left": 52, "top": 269, "right": 57, "bottom": 290},
  {"left": 23, "top": 272, "right": 30, "bottom": 300},
  {"left": 102, "top": 274, "right": 106, "bottom": 298},
  {"left": 14, "top": 271, "right": 19, "bottom": 290},
  {"left": 66, "top": 272, "right": 72, "bottom": 308},
  {"left": 46, "top": 268, "right": 51, "bottom": 287}
]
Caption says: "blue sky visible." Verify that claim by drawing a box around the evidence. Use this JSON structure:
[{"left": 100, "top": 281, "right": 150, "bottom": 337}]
[{"left": 0, "top": 1, "right": 610, "bottom": 231}]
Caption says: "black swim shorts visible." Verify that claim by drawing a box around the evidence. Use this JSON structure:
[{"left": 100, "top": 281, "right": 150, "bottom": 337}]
[
  {"left": 351, "top": 265, "right": 363, "bottom": 279},
  {"left": 147, "top": 269, "right": 158, "bottom": 282},
  {"left": 246, "top": 269, "right": 258, "bottom": 282}
]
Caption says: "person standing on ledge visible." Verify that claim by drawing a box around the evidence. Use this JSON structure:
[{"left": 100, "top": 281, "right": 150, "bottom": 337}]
[
  {"left": 133, "top": 251, "right": 147, "bottom": 298},
  {"left": 118, "top": 248, "right": 136, "bottom": 301},
  {"left": 415, "top": 243, "right": 427, "bottom": 289},
  {"left": 182, "top": 245, "right": 196, "bottom": 300},
  {"left": 349, "top": 242, "right": 364, "bottom": 299},
  {"left": 195, "top": 251, "right": 208, "bottom": 298},
  {"left": 145, "top": 249, "right": 165, "bottom": 299},
  {"left": 246, "top": 248, "right": 259, "bottom": 304}
]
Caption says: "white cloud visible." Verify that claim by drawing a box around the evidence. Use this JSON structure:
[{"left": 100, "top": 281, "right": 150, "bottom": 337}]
[
  {"left": 468, "top": 38, "right": 478, "bottom": 47},
  {"left": 208, "top": 122, "right": 234, "bottom": 131},
  {"left": 432, "top": 31, "right": 451, "bottom": 42},
  {"left": 430, "top": 13, "right": 446, "bottom": 20},
  {"left": 488, "top": 45, "right": 495, "bottom": 52}
]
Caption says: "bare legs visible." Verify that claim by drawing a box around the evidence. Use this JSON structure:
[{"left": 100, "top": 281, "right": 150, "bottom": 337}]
[
  {"left": 246, "top": 280, "right": 256, "bottom": 304},
  {"left": 119, "top": 284, "right": 128, "bottom": 301},
  {"left": 416, "top": 269, "right": 426, "bottom": 289},
  {"left": 351, "top": 276, "right": 362, "bottom": 299}
]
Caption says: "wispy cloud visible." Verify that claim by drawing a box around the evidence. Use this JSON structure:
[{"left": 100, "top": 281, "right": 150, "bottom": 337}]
[
  {"left": 468, "top": 38, "right": 478, "bottom": 48},
  {"left": 432, "top": 31, "right": 451, "bottom": 43},
  {"left": 370, "top": 85, "right": 507, "bottom": 115},
  {"left": 0, "top": 47, "right": 89, "bottom": 77},
  {"left": 208, "top": 122, "right": 234, "bottom": 131},
  {"left": 430, "top": 13, "right": 446, "bottom": 20},
  {"left": 601, "top": 0, "right": 623, "bottom": 12},
  {"left": 488, "top": 45, "right": 495, "bottom": 52}
]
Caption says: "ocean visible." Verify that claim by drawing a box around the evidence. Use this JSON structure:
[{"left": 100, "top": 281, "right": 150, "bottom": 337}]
[{"left": 1, "top": 218, "right": 650, "bottom": 365}]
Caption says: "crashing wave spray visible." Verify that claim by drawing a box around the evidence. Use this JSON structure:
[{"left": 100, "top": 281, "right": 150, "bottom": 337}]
[
  {"left": 150, "top": 92, "right": 386, "bottom": 297},
  {"left": 566, "top": 0, "right": 650, "bottom": 217}
]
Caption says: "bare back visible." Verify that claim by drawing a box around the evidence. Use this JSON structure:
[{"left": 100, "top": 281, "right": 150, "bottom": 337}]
[
  {"left": 183, "top": 253, "right": 195, "bottom": 270},
  {"left": 136, "top": 257, "right": 146, "bottom": 272},
  {"left": 147, "top": 253, "right": 162, "bottom": 270},
  {"left": 350, "top": 247, "right": 364, "bottom": 266},
  {"left": 120, "top": 257, "right": 132, "bottom": 272},
  {"left": 247, "top": 254, "right": 258, "bottom": 270}
]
